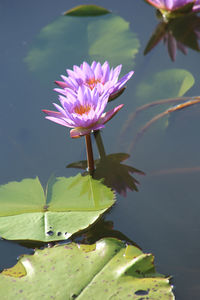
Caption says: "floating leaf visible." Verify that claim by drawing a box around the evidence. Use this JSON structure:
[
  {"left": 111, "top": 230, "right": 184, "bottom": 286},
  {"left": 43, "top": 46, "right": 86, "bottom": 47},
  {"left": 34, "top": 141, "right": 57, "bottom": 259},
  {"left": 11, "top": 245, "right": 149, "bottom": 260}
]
[
  {"left": 64, "top": 5, "right": 110, "bottom": 17},
  {"left": 127, "top": 98, "right": 200, "bottom": 151},
  {"left": 2, "top": 261, "right": 26, "bottom": 278},
  {"left": 25, "top": 14, "right": 139, "bottom": 84},
  {"left": 88, "top": 15, "right": 139, "bottom": 69},
  {"left": 122, "top": 69, "right": 195, "bottom": 149},
  {"left": 136, "top": 68, "right": 195, "bottom": 103},
  {"left": 0, "top": 238, "right": 174, "bottom": 299},
  {"left": 0, "top": 174, "right": 114, "bottom": 242}
]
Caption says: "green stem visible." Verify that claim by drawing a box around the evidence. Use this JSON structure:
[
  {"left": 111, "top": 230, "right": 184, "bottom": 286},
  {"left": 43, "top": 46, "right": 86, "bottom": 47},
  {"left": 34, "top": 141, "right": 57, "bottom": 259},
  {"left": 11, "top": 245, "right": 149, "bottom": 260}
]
[
  {"left": 94, "top": 131, "right": 106, "bottom": 158},
  {"left": 85, "top": 134, "right": 95, "bottom": 173}
]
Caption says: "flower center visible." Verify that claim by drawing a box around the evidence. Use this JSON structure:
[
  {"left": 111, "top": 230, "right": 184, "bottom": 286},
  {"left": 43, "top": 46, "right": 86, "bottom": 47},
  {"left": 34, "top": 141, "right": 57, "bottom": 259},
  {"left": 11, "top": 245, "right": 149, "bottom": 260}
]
[
  {"left": 86, "top": 78, "right": 102, "bottom": 90},
  {"left": 74, "top": 104, "right": 91, "bottom": 115}
]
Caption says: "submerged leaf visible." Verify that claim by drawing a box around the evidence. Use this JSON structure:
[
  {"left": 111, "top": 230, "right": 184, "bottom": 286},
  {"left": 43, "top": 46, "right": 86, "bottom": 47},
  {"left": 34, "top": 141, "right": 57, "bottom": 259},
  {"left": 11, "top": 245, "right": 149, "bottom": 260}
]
[
  {"left": 136, "top": 69, "right": 194, "bottom": 103},
  {"left": 25, "top": 14, "right": 139, "bottom": 84},
  {"left": 88, "top": 15, "right": 140, "bottom": 69},
  {"left": 0, "top": 238, "right": 174, "bottom": 299},
  {"left": 0, "top": 174, "right": 114, "bottom": 242},
  {"left": 64, "top": 5, "right": 110, "bottom": 17}
]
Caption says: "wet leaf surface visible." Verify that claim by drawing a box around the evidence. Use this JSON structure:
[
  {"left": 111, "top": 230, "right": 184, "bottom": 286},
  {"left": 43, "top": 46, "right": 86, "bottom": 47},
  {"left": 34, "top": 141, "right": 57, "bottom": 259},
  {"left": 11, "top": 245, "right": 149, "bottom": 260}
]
[
  {"left": 0, "top": 174, "right": 114, "bottom": 242},
  {"left": 0, "top": 238, "right": 174, "bottom": 299}
]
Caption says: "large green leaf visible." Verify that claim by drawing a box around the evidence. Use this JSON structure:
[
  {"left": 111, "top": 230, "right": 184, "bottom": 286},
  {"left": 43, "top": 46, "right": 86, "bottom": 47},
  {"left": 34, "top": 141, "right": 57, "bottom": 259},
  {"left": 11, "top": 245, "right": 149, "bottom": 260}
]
[
  {"left": 0, "top": 174, "right": 114, "bottom": 242},
  {"left": 87, "top": 16, "right": 139, "bottom": 69},
  {"left": 0, "top": 238, "right": 174, "bottom": 299},
  {"left": 136, "top": 68, "right": 195, "bottom": 103},
  {"left": 25, "top": 14, "right": 139, "bottom": 84},
  {"left": 64, "top": 5, "right": 110, "bottom": 17}
]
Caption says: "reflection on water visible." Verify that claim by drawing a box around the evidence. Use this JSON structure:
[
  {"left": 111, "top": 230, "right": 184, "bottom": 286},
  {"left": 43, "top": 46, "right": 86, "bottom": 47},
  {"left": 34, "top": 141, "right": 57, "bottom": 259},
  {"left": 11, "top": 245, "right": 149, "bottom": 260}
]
[
  {"left": 1, "top": 0, "right": 200, "bottom": 298},
  {"left": 67, "top": 131, "right": 145, "bottom": 196},
  {"left": 144, "top": 13, "right": 200, "bottom": 61},
  {"left": 72, "top": 216, "right": 141, "bottom": 249}
]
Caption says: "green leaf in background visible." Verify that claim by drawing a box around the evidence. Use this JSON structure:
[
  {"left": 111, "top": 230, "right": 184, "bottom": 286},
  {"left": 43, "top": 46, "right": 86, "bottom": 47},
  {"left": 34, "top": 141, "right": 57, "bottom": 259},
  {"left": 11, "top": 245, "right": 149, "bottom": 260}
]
[
  {"left": 121, "top": 69, "right": 195, "bottom": 148},
  {"left": 0, "top": 174, "right": 114, "bottom": 242},
  {"left": 0, "top": 238, "right": 174, "bottom": 300},
  {"left": 64, "top": 5, "right": 111, "bottom": 17},
  {"left": 88, "top": 15, "right": 139, "bottom": 69},
  {"left": 136, "top": 69, "right": 195, "bottom": 103},
  {"left": 25, "top": 14, "right": 139, "bottom": 84}
]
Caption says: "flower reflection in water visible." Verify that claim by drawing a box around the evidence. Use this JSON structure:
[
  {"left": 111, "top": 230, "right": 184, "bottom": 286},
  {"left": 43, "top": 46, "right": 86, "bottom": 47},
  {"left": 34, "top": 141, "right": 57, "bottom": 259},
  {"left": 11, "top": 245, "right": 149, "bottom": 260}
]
[
  {"left": 145, "top": 0, "right": 200, "bottom": 19},
  {"left": 144, "top": 14, "right": 200, "bottom": 61},
  {"left": 67, "top": 131, "right": 145, "bottom": 197}
]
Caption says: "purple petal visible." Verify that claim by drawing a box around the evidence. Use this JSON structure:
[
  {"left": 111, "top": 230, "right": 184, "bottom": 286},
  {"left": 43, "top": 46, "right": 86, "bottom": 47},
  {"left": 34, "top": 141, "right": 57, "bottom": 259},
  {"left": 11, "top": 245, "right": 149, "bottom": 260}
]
[
  {"left": 54, "top": 88, "right": 69, "bottom": 96},
  {"left": 54, "top": 81, "right": 68, "bottom": 88},
  {"left": 99, "top": 104, "right": 124, "bottom": 125},
  {"left": 52, "top": 103, "right": 68, "bottom": 116},
  {"left": 112, "top": 65, "right": 122, "bottom": 82},
  {"left": 82, "top": 62, "right": 94, "bottom": 81},
  {"left": 45, "top": 116, "right": 73, "bottom": 128},
  {"left": 91, "top": 123, "right": 105, "bottom": 131},
  {"left": 61, "top": 75, "right": 80, "bottom": 90},
  {"left": 112, "top": 71, "right": 134, "bottom": 93},
  {"left": 66, "top": 69, "right": 77, "bottom": 79},
  {"left": 146, "top": 0, "right": 194, "bottom": 10},
  {"left": 77, "top": 85, "right": 87, "bottom": 105},
  {"left": 193, "top": 1, "right": 200, "bottom": 12},
  {"left": 91, "top": 61, "right": 97, "bottom": 71},
  {"left": 95, "top": 91, "right": 109, "bottom": 117},
  {"left": 101, "top": 61, "right": 110, "bottom": 83},
  {"left": 94, "top": 62, "right": 103, "bottom": 81},
  {"left": 42, "top": 109, "right": 62, "bottom": 118},
  {"left": 73, "top": 65, "right": 86, "bottom": 81}
]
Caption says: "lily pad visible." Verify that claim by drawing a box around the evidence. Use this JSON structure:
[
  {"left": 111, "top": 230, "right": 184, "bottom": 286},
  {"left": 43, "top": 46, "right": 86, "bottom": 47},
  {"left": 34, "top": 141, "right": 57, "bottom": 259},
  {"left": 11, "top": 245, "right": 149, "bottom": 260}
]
[
  {"left": 136, "top": 68, "right": 195, "bottom": 103},
  {"left": 0, "top": 238, "right": 174, "bottom": 299},
  {"left": 64, "top": 5, "right": 110, "bottom": 17},
  {"left": 25, "top": 14, "right": 139, "bottom": 84},
  {"left": 0, "top": 174, "right": 114, "bottom": 242}
]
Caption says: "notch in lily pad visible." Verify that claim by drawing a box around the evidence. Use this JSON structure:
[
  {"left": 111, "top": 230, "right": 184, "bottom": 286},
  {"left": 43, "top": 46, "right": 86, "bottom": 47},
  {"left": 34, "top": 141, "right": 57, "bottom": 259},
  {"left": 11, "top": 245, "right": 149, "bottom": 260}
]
[
  {"left": 64, "top": 5, "right": 111, "bottom": 17},
  {"left": 0, "top": 174, "right": 115, "bottom": 242}
]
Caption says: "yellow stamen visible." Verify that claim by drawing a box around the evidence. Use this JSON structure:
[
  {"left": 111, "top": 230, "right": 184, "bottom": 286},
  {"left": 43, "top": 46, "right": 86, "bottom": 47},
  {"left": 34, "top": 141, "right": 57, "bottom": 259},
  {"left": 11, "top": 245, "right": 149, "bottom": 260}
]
[
  {"left": 74, "top": 104, "right": 91, "bottom": 115},
  {"left": 86, "top": 78, "right": 102, "bottom": 90}
]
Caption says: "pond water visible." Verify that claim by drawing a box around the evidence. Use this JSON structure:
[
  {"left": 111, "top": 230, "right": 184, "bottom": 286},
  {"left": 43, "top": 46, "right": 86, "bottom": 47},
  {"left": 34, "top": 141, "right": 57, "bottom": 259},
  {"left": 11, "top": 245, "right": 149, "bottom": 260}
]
[{"left": 1, "top": 0, "right": 200, "bottom": 299}]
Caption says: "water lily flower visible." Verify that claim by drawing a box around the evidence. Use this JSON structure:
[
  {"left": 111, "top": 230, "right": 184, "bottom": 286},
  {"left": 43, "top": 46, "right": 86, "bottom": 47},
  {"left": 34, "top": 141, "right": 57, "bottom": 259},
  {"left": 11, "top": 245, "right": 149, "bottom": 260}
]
[
  {"left": 54, "top": 61, "right": 134, "bottom": 101},
  {"left": 146, "top": 0, "right": 200, "bottom": 16},
  {"left": 43, "top": 85, "right": 123, "bottom": 138}
]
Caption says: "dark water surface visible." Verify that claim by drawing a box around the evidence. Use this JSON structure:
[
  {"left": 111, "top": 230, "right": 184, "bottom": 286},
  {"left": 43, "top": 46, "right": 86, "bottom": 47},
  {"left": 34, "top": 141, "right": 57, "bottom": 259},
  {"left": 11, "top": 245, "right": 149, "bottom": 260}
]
[{"left": 1, "top": 1, "right": 200, "bottom": 299}]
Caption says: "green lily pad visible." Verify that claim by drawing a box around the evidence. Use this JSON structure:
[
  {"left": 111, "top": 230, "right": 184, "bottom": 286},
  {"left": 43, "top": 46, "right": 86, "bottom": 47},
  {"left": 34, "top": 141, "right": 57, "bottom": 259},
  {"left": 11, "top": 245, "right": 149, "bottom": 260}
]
[
  {"left": 136, "top": 68, "right": 195, "bottom": 103},
  {"left": 64, "top": 5, "right": 110, "bottom": 17},
  {"left": 0, "top": 238, "right": 174, "bottom": 299},
  {"left": 0, "top": 174, "right": 114, "bottom": 242},
  {"left": 25, "top": 14, "right": 139, "bottom": 84}
]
